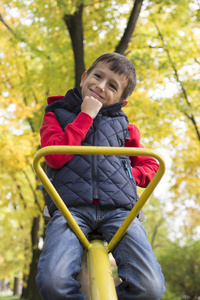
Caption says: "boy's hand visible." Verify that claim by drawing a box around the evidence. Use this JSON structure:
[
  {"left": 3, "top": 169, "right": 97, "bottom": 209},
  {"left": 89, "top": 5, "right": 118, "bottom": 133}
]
[{"left": 81, "top": 96, "right": 103, "bottom": 119}]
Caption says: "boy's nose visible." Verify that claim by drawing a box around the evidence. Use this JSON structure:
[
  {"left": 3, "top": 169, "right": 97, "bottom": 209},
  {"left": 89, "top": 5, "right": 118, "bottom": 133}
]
[{"left": 97, "top": 80, "right": 106, "bottom": 91}]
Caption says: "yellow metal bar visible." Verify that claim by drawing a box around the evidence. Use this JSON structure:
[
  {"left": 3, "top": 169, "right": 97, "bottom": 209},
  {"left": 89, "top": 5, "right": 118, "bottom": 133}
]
[
  {"left": 33, "top": 146, "right": 165, "bottom": 252},
  {"left": 33, "top": 148, "right": 91, "bottom": 250},
  {"left": 34, "top": 145, "right": 164, "bottom": 157},
  {"left": 33, "top": 146, "right": 165, "bottom": 300},
  {"left": 87, "top": 240, "right": 118, "bottom": 300},
  {"left": 107, "top": 150, "right": 165, "bottom": 252}
]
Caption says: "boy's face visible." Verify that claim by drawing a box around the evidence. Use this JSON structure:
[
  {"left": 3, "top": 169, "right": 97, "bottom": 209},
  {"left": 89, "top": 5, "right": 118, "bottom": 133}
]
[{"left": 80, "top": 62, "right": 128, "bottom": 108}]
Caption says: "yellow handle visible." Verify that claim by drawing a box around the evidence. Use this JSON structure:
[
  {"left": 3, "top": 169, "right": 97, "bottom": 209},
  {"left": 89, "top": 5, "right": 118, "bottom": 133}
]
[{"left": 33, "top": 146, "right": 165, "bottom": 252}]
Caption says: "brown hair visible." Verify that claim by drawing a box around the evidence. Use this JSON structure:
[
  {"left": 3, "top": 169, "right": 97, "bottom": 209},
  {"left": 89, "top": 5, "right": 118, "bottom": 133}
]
[{"left": 87, "top": 53, "right": 136, "bottom": 100}]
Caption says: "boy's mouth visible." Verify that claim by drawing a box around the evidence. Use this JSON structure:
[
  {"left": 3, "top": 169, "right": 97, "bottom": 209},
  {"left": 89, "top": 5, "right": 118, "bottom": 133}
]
[{"left": 90, "top": 89, "right": 104, "bottom": 100}]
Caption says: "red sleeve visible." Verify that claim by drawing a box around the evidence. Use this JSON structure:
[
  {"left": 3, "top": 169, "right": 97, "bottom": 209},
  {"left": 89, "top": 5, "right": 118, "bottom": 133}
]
[
  {"left": 125, "top": 124, "right": 159, "bottom": 188},
  {"left": 40, "top": 112, "right": 93, "bottom": 168}
]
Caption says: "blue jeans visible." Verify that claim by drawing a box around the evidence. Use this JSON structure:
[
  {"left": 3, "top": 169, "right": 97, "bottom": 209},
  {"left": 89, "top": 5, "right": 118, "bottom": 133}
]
[{"left": 36, "top": 205, "right": 165, "bottom": 299}]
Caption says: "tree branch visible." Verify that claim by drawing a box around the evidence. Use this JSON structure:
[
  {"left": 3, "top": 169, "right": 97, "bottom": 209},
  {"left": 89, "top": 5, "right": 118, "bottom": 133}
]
[
  {"left": 0, "top": 13, "right": 17, "bottom": 37},
  {"left": 63, "top": 3, "right": 85, "bottom": 91},
  {"left": 115, "top": 0, "right": 144, "bottom": 54},
  {"left": 152, "top": 19, "right": 200, "bottom": 141},
  {"left": 0, "top": 12, "right": 44, "bottom": 56},
  {"left": 61, "top": 0, "right": 144, "bottom": 88},
  {"left": 150, "top": 218, "right": 165, "bottom": 249},
  {"left": 22, "top": 169, "right": 43, "bottom": 213},
  {"left": 13, "top": 178, "right": 27, "bottom": 210}
]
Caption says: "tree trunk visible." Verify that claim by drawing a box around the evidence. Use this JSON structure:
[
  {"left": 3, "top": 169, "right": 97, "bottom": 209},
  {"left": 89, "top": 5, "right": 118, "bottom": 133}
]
[
  {"left": 63, "top": 1, "right": 144, "bottom": 89},
  {"left": 63, "top": 3, "right": 85, "bottom": 91},
  {"left": 21, "top": 216, "right": 42, "bottom": 300},
  {"left": 13, "top": 277, "right": 20, "bottom": 296},
  {"left": 115, "top": 0, "right": 144, "bottom": 55}
]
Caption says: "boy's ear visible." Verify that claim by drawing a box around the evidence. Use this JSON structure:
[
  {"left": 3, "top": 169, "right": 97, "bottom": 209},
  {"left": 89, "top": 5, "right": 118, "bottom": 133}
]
[
  {"left": 122, "top": 100, "right": 128, "bottom": 107},
  {"left": 80, "top": 71, "right": 87, "bottom": 88}
]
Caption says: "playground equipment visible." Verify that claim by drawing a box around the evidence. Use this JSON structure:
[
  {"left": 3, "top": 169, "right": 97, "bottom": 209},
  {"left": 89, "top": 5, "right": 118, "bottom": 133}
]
[{"left": 33, "top": 146, "right": 165, "bottom": 300}]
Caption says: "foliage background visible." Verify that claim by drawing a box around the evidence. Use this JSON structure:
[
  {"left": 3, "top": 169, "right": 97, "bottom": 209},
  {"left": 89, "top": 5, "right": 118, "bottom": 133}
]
[{"left": 0, "top": 0, "right": 199, "bottom": 299}]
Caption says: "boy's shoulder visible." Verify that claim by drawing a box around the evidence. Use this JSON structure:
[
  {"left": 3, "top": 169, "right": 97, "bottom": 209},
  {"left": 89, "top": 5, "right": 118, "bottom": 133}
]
[
  {"left": 128, "top": 123, "right": 141, "bottom": 139},
  {"left": 47, "top": 95, "right": 64, "bottom": 105},
  {"left": 46, "top": 88, "right": 81, "bottom": 105}
]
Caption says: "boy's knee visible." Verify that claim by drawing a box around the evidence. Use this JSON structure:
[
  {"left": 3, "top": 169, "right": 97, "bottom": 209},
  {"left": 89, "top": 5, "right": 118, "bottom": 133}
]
[
  {"left": 117, "top": 273, "right": 165, "bottom": 300},
  {"left": 143, "top": 276, "right": 165, "bottom": 300},
  {"left": 36, "top": 271, "right": 55, "bottom": 296},
  {"left": 36, "top": 270, "right": 63, "bottom": 296},
  {"left": 146, "top": 285, "right": 165, "bottom": 300},
  {"left": 36, "top": 269, "right": 83, "bottom": 299}
]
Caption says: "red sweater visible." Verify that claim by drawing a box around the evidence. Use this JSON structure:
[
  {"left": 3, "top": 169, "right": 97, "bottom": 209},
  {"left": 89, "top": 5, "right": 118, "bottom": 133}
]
[{"left": 40, "top": 96, "right": 159, "bottom": 189}]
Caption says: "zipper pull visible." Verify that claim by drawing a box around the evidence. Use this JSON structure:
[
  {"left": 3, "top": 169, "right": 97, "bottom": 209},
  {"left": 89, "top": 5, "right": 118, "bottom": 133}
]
[
  {"left": 39, "top": 178, "right": 53, "bottom": 190},
  {"left": 124, "top": 161, "right": 133, "bottom": 179}
]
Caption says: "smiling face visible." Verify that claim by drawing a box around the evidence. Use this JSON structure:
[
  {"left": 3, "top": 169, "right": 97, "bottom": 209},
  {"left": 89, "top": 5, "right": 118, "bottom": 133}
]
[{"left": 80, "top": 62, "right": 128, "bottom": 108}]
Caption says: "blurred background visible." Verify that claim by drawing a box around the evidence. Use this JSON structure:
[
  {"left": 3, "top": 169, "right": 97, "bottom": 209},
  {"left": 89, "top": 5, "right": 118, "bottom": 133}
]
[{"left": 0, "top": 0, "right": 199, "bottom": 299}]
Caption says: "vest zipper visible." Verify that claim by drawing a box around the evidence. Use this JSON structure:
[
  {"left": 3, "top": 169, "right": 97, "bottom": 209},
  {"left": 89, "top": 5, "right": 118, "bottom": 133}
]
[
  {"left": 123, "top": 160, "right": 133, "bottom": 179},
  {"left": 92, "top": 121, "right": 99, "bottom": 199}
]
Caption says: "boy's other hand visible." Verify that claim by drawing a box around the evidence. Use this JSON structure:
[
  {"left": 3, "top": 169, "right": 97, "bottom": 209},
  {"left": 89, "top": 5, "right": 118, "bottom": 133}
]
[{"left": 81, "top": 96, "right": 103, "bottom": 119}]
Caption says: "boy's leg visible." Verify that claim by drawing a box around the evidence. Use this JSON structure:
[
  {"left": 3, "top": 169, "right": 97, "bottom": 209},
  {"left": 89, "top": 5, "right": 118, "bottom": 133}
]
[
  {"left": 36, "top": 210, "right": 89, "bottom": 300},
  {"left": 100, "top": 208, "right": 165, "bottom": 300}
]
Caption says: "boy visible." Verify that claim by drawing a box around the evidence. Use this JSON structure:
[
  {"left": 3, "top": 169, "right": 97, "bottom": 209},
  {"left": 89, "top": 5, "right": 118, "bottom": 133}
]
[{"left": 36, "top": 53, "right": 165, "bottom": 299}]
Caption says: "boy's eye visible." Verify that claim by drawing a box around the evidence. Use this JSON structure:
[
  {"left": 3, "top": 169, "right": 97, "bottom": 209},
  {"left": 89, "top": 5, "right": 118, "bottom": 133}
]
[
  {"left": 109, "top": 83, "right": 117, "bottom": 91},
  {"left": 94, "top": 73, "right": 101, "bottom": 79}
]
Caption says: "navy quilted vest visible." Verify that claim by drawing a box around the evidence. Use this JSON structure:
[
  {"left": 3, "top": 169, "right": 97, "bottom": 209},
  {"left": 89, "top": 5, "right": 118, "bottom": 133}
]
[{"left": 45, "top": 88, "right": 138, "bottom": 216}]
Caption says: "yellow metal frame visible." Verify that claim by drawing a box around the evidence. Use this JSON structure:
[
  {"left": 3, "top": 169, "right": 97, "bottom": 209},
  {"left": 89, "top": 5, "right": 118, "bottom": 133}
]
[{"left": 33, "top": 146, "right": 165, "bottom": 300}]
